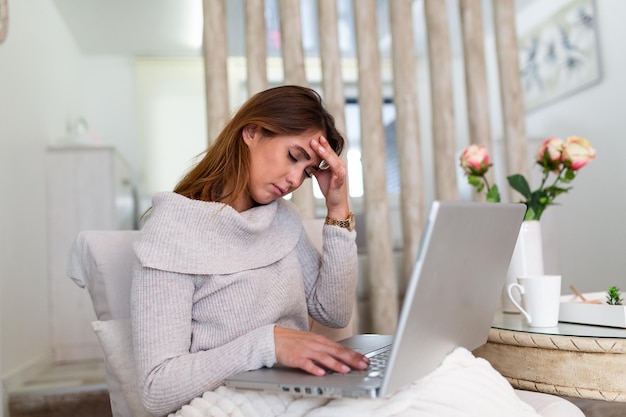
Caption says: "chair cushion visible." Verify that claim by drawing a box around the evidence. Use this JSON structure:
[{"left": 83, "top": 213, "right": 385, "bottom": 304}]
[
  {"left": 67, "top": 230, "right": 140, "bottom": 320},
  {"left": 68, "top": 231, "right": 140, "bottom": 416},
  {"left": 92, "top": 319, "right": 153, "bottom": 417}
]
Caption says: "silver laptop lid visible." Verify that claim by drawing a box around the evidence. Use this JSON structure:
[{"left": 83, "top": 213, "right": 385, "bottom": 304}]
[{"left": 379, "top": 201, "right": 525, "bottom": 396}]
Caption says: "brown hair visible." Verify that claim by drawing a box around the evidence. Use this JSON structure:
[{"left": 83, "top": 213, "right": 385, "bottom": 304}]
[{"left": 173, "top": 85, "right": 345, "bottom": 205}]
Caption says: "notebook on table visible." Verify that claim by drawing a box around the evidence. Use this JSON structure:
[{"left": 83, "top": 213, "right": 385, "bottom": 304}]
[{"left": 225, "top": 201, "right": 525, "bottom": 399}]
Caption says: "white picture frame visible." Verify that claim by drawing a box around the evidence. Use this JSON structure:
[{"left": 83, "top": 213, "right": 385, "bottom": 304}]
[{"left": 518, "top": 0, "right": 602, "bottom": 112}]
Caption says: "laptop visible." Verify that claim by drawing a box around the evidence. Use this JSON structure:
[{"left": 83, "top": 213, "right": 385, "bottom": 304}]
[{"left": 224, "top": 201, "right": 525, "bottom": 399}]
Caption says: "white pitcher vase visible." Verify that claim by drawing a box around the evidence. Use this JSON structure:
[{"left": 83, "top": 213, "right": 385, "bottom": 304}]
[{"left": 501, "top": 220, "right": 545, "bottom": 313}]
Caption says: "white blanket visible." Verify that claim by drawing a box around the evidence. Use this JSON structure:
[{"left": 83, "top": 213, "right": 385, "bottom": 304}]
[{"left": 168, "top": 348, "right": 541, "bottom": 417}]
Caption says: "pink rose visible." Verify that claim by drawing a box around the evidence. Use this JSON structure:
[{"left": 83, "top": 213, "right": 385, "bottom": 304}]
[
  {"left": 535, "top": 137, "right": 564, "bottom": 172},
  {"left": 562, "top": 136, "right": 596, "bottom": 170},
  {"left": 460, "top": 145, "right": 491, "bottom": 175}
]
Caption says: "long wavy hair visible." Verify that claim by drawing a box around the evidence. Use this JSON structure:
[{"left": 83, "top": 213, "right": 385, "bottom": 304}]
[{"left": 173, "top": 85, "right": 345, "bottom": 206}]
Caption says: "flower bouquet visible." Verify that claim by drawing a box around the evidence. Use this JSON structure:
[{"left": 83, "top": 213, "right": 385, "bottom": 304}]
[
  {"left": 460, "top": 136, "right": 596, "bottom": 313},
  {"left": 459, "top": 136, "right": 596, "bottom": 220}
]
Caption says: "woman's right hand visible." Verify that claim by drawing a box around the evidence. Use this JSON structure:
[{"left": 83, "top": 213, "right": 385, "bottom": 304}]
[
  {"left": 274, "top": 326, "right": 369, "bottom": 376},
  {"left": 310, "top": 136, "right": 350, "bottom": 221}
]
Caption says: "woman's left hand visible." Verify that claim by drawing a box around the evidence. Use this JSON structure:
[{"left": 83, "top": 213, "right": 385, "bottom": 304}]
[{"left": 311, "top": 136, "right": 350, "bottom": 219}]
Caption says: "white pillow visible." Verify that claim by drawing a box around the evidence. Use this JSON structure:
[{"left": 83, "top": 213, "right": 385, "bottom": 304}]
[
  {"left": 68, "top": 231, "right": 139, "bottom": 320},
  {"left": 92, "top": 319, "right": 153, "bottom": 417}
]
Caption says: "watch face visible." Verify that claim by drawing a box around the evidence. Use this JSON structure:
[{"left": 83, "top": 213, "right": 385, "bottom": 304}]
[{"left": 0, "top": 0, "right": 8, "bottom": 44}]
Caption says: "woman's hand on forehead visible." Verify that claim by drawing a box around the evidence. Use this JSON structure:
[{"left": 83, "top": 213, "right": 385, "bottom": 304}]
[{"left": 310, "top": 136, "right": 350, "bottom": 219}]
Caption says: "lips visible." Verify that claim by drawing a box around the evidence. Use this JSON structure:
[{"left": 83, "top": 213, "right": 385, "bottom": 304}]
[{"left": 273, "top": 184, "right": 286, "bottom": 196}]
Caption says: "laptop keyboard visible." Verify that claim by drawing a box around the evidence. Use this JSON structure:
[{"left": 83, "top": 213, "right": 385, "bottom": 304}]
[
  {"left": 362, "top": 344, "right": 392, "bottom": 378},
  {"left": 328, "top": 344, "right": 391, "bottom": 378}
]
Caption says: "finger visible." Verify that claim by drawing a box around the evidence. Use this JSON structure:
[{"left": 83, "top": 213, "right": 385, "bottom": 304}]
[
  {"left": 286, "top": 340, "right": 332, "bottom": 376},
  {"left": 310, "top": 354, "right": 351, "bottom": 374},
  {"left": 299, "top": 359, "right": 327, "bottom": 376},
  {"left": 311, "top": 137, "right": 342, "bottom": 171},
  {"left": 329, "top": 346, "right": 370, "bottom": 371},
  {"left": 310, "top": 155, "right": 346, "bottom": 188},
  {"left": 311, "top": 137, "right": 348, "bottom": 190},
  {"left": 315, "top": 342, "right": 370, "bottom": 372}
]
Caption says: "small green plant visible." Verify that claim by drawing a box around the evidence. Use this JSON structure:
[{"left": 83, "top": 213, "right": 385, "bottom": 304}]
[{"left": 606, "top": 286, "right": 623, "bottom": 305}]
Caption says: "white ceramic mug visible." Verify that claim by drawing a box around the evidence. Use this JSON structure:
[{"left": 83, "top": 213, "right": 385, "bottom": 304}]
[{"left": 507, "top": 275, "right": 562, "bottom": 327}]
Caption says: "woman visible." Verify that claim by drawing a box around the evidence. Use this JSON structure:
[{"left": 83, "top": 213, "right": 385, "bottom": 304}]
[{"left": 131, "top": 85, "right": 368, "bottom": 415}]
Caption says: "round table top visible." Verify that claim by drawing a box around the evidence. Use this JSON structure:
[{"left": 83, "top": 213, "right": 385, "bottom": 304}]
[{"left": 493, "top": 311, "right": 626, "bottom": 339}]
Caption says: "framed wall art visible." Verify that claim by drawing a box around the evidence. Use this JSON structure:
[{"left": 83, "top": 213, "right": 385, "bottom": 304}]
[
  {"left": 0, "top": 0, "right": 7, "bottom": 44},
  {"left": 518, "top": 0, "right": 602, "bottom": 112}
]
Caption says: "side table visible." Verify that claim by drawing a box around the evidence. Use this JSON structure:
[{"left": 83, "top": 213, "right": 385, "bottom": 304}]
[{"left": 473, "top": 311, "right": 626, "bottom": 402}]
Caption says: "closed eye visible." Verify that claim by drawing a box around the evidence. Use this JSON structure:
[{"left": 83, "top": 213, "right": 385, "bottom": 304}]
[{"left": 289, "top": 150, "right": 315, "bottom": 179}]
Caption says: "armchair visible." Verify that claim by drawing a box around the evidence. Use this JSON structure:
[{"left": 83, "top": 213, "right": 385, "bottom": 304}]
[{"left": 67, "top": 224, "right": 583, "bottom": 417}]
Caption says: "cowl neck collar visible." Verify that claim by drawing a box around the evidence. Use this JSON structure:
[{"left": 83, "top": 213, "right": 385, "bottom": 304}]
[{"left": 135, "top": 192, "right": 302, "bottom": 274}]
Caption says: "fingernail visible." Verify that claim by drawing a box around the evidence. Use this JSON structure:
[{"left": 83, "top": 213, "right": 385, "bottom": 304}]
[
  {"left": 341, "top": 365, "right": 350, "bottom": 373},
  {"left": 358, "top": 361, "right": 368, "bottom": 369}
]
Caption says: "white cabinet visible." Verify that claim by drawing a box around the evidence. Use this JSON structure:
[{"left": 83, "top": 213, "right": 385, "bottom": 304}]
[{"left": 46, "top": 146, "right": 136, "bottom": 362}]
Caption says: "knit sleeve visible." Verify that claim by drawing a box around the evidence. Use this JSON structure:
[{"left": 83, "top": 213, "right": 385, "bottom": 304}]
[
  {"left": 130, "top": 265, "right": 276, "bottom": 416},
  {"left": 299, "top": 224, "right": 358, "bottom": 329}
]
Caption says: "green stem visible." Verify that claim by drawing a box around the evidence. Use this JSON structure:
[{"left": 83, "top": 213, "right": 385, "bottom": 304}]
[
  {"left": 539, "top": 171, "right": 549, "bottom": 190},
  {"left": 548, "top": 166, "right": 567, "bottom": 189},
  {"left": 482, "top": 175, "right": 492, "bottom": 192}
]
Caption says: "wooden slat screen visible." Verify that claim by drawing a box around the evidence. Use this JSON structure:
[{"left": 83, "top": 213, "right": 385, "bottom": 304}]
[
  {"left": 202, "top": 0, "right": 528, "bottom": 334},
  {"left": 353, "top": 0, "right": 398, "bottom": 335},
  {"left": 390, "top": 0, "right": 426, "bottom": 285},
  {"left": 278, "top": 0, "right": 316, "bottom": 219},
  {"left": 202, "top": 0, "right": 229, "bottom": 143},
  {"left": 424, "top": 0, "right": 459, "bottom": 202},
  {"left": 245, "top": 0, "right": 268, "bottom": 95},
  {"left": 493, "top": 0, "right": 529, "bottom": 200}
]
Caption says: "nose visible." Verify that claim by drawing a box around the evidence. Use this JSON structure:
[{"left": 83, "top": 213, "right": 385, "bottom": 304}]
[{"left": 285, "top": 167, "right": 304, "bottom": 191}]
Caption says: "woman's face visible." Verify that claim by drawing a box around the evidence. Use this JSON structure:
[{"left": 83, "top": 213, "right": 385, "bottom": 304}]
[{"left": 240, "top": 125, "right": 323, "bottom": 211}]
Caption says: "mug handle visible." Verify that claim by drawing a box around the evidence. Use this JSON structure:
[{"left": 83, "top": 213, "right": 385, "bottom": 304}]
[{"left": 507, "top": 283, "right": 532, "bottom": 324}]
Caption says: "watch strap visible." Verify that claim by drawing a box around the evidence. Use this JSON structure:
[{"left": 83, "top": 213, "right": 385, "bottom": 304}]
[{"left": 324, "top": 212, "right": 355, "bottom": 231}]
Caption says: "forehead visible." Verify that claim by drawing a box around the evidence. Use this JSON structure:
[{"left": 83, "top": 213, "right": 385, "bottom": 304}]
[{"left": 278, "top": 131, "right": 323, "bottom": 163}]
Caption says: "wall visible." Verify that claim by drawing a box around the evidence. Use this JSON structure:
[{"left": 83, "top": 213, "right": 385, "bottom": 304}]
[
  {"left": 78, "top": 56, "right": 142, "bottom": 188},
  {"left": 134, "top": 58, "right": 208, "bottom": 196},
  {"left": 0, "top": 0, "right": 82, "bottom": 411},
  {"left": 515, "top": 0, "right": 626, "bottom": 293}
]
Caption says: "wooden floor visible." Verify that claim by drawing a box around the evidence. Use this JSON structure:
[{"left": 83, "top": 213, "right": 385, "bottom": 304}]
[
  {"left": 7, "top": 360, "right": 626, "bottom": 417},
  {"left": 7, "top": 360, "right": 111, "bottom": 417}
]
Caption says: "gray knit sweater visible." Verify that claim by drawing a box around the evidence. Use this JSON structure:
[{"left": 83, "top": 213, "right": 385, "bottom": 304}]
[{"left": 131, "top": 192, "right": 358, "bottom": 416}]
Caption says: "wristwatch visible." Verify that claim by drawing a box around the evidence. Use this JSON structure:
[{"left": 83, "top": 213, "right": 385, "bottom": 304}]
[{"left": 325, "top": 212, "right": 355, "bottom": 231}]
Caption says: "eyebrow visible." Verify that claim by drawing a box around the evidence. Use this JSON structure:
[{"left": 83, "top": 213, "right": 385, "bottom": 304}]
[
  {"left": 293, "top": 145, "right": 312, "bottom": 161},
  {"left": 293, "top": 145, "right": 322, "bottom": 171}
]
